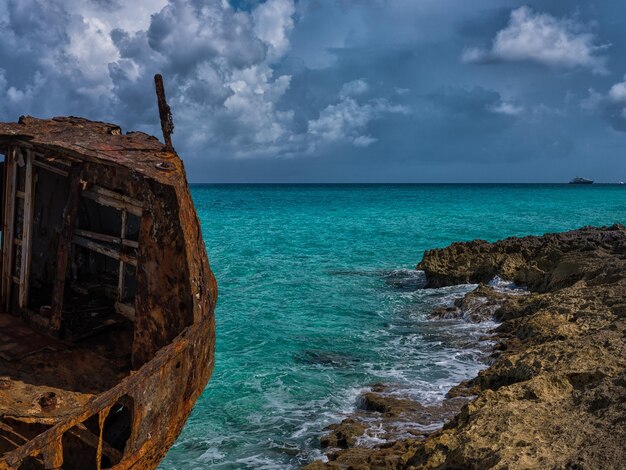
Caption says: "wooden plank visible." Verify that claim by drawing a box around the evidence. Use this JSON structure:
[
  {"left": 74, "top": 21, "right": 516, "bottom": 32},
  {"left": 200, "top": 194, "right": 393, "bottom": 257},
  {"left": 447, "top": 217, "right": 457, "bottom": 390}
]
[
  {"left": 0, "top": 433, "right": 22, "bottom": 450},
  {"left": 73, "top": 229, "right": 121, "bottom": 245},
  {"left": 82, "top": 189, "right": 143, "bottom": 217},
  {"left": 123, "top": 239, "right": 139, "bottom": 249},
  {"left": 71, "top": 230, "right": 138, "bottom": 249},
  {"left": 34, "top": 153, "right": 73, "bottom": 167},
  {"left": 0, "top": 422, "right": 29, "bottom": 445},
  {"left": 1, "top": 154, "right": 7, "bottom": 303},
  {"left": 50, "top": 165, "right": 83, "bottom": 332},
  {"left": 2, "top": 147, "right": 17, "bottom": 309},
  {"left": 32, "top": 159, "right": 69, "bottom": 177},
  {"left": 15, "top": 191, "right": 24, "bottom": 199},
  {"left": 19, "top": 150, "right": 34, "bottom": 308},
  {"left": 118, "top": 210, "right": 127, "bottom": 302},
  {"left": 90, "top": 185, "right": 143, "bottom": 209},
  {"left": 114, "top": 301, "right": 135, "bottom": 321},
  {"left": 72, "top": 235, "right": 137, "bottom": 267}
]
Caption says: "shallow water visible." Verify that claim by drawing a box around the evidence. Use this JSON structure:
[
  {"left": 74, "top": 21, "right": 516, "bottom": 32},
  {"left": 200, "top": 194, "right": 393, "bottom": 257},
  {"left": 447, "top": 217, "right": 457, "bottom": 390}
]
[{"left": 160, "top": 184, "right": 626, "bottom": 469}]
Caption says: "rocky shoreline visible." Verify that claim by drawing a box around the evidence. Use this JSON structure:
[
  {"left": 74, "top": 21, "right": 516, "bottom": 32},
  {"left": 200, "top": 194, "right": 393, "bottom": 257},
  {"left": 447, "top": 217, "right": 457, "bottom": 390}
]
[{"left": 305, "top": 225, "right": 626, "bottom": 469}]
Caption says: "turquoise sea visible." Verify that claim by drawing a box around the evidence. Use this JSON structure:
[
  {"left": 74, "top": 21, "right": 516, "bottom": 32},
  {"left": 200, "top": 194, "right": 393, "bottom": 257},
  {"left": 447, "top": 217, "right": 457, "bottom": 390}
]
[{"left": 160, "top": 184, "right": 626, "bottom": 469}]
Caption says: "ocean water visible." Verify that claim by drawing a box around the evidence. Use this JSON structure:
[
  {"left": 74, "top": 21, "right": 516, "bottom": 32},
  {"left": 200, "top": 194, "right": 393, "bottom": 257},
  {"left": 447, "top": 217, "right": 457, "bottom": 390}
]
[{"left": 160, "top": 184, "right": 626, "bottom": 469}]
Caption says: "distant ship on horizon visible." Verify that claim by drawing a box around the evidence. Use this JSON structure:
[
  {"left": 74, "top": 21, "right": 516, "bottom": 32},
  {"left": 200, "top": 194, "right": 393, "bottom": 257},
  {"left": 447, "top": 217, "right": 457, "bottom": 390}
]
[{"left": 569, "top": 177, "right": 594, "bottom": 184}]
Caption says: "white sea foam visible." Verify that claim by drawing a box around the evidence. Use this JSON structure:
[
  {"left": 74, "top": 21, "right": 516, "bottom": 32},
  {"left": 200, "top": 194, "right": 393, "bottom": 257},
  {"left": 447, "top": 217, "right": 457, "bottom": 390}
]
[
  {"left": 317, "top": 273, "right": 506, "bottom": 450},
  {"left": 488, "top": 275, "right": 528, "bottom": 294}
]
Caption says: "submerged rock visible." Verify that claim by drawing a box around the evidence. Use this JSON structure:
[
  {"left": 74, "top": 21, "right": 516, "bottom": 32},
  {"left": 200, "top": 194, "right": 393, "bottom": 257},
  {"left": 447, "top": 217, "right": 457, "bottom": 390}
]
[
  {"left": 307, "top": 225, "right": 626, "bottom": 469},
  {"left": 294, "top": 349, "right": 361, "bottom": 368}
]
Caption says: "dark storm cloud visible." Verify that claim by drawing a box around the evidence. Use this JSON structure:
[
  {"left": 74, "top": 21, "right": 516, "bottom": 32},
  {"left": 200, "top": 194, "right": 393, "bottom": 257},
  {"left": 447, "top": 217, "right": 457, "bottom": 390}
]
[{"left": 1, "top": 0, "right": 626, "bottom": 181}]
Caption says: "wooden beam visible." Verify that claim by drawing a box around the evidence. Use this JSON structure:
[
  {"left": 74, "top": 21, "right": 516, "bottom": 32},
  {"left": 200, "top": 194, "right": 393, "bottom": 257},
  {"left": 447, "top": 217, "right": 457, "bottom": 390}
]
[
  {"left": 72, "top": 236, "right": 137, "bottom": 267},
  {"left": 73, "top": 229, "right": 121, "bottom": 245},
  {"left": 32, "top": 159, "right": 69, "bottom": 177},
  {"left": 2, "top": 147, "right": 17, "bottom": 309},
  {"left": 123, "top": 239, "right": 139, "bottom": 249},
  {"left": 90, "top": 185, "right": 143, "bottom": 208},
  {"left": 34, "top": 153, "right": 73, "bottom": 167},
  {"left": 117, "top": 210, "right": 127, "bottom": 303},
  {"left": 82, "top": 186, "right": 143, "bottom": 217},
  {"left": 71, "top": 229, "right": 138, "bottom": 249},
  {"left": 0, "top": 433, "right": 22, "bottom": 450},
  {"left": 50, "top": 165, "right": 83, "bottom": 332},
  {"left": 114, "top": 301, "right": 135, "bottom": 321},
  {"left": 19, "top": 150, "right": 35, "bottom": 308},
  {"left": 0, "top": 422, "right": 28, "bottom": 446}
]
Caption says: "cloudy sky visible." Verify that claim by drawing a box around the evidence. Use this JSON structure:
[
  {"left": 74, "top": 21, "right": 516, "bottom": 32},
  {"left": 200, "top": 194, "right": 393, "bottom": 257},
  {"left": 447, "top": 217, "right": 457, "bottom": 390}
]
[{"left": 1, "top": 0, "right": 626, "bottom": 182}]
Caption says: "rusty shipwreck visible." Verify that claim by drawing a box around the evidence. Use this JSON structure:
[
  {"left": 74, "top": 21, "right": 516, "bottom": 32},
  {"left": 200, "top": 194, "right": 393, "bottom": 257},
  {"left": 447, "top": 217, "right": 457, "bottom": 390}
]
[{"left": 0, "top": 76, "right": 217, "bottom": 469}]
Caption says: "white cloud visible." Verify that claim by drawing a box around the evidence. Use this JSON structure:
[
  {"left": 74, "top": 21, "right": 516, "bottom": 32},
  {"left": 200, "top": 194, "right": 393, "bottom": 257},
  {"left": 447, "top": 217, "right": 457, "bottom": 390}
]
[
  {"left": 0, "top": 0, "right": 413, "bottom": 159},
  {"left": 339, "top": 79, "right": 369, "bottom": 98},
  {"left": 463, "top": 6, "right": 609, "bottom": 74},
  {"left": 461, "top": 47, "right": 486, "bottom": 64},
  {"left": 353, "top": 135, "right": 377, "bottom": 147},
  {"left": 308, "top": 98, "right": 373, "bottom": 143},
  {"left": 66, "top": 16, "right": 121, "bottom": 97},
  {"left": 253, "top": 0, "right": 295, "bottom": 62},
  {"left": 488, "top": 100, "right": 523, "bottom": 116},
  {"left": 221, "top": 65, "right": 295, "bottom": 154},
  {"left": 307, "top": 87, "right": 408, "bottom": 149},
  {"left": 67, "top": 0, "right": 168, "bottom": 34},
  {"left": 608, "top": 75, "right": 626, "bottom": 102}
]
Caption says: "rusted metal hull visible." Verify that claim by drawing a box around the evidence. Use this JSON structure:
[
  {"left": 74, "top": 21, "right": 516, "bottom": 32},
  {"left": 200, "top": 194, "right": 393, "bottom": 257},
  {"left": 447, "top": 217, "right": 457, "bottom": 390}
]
[
  {"left": 0, "top": 313, "right": 215, "bottom": 469},
  {"left": 0, "top": 115, "right": 218, "bottom": 469}
]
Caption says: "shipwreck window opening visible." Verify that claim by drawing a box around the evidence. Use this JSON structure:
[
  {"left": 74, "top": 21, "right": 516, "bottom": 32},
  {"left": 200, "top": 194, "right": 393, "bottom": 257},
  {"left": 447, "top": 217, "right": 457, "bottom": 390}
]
[
  {"left": 76, "top": 397, "right": 133, "bottom": 469},
  {"left": 101, "top": 395, "right": 134, "bottom": 455},
  {"left": 62, "top": 186, "right": 141, "bottom": 342},
  {"left": 61, "top": 413, "right": 128, "bottom": 469}
]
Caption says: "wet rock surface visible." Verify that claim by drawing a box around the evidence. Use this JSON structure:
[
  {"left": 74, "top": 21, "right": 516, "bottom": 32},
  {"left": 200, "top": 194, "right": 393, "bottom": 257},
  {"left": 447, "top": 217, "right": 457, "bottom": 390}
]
[
  {"left": 309, "top": 384, "right": 468, "bottom": 469},
  {"left": 428, "top": 284, "right": 512, "bottom": 323},
  {"left": 305, "top": 225, "right": 626, "bottom": 469}
]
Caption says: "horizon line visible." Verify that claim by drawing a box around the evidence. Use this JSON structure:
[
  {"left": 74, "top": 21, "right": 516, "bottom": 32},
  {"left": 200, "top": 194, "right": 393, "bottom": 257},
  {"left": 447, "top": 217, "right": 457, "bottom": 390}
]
[{"left": 188, "top": 182, "right": 623, "bottom": 185}]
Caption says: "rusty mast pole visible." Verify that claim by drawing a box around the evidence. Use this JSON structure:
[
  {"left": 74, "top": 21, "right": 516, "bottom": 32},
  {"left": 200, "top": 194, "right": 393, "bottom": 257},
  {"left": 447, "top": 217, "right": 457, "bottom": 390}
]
[{"left": 154, "top": 74, "right": 174, "bottom": 152}]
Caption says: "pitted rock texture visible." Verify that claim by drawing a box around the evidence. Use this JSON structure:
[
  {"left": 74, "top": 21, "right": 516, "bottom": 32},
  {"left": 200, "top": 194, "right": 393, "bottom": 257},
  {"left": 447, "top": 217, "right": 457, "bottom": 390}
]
[
  {"left": 306, "top": 225, "right": 626, "bottom": 469},
  {"left": 416, "top": 224, "right": 626, "bottom": 291}
]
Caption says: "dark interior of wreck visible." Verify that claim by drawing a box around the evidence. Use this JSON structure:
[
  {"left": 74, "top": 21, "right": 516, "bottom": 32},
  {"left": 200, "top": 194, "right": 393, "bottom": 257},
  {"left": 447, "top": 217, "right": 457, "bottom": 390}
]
[{"left": 0, "top": 117, "right": 197, "bottom": 468}]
